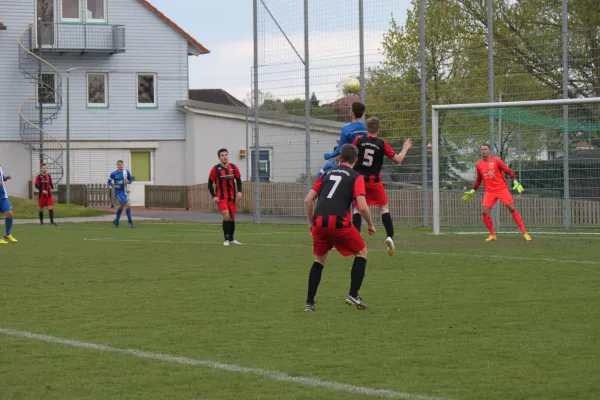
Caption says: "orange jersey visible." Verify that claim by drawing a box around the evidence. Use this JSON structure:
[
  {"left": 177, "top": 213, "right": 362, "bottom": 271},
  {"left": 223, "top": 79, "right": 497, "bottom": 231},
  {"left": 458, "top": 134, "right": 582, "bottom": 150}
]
[{"left": 474, "top": 156, "right": 516, "bottom": 193}]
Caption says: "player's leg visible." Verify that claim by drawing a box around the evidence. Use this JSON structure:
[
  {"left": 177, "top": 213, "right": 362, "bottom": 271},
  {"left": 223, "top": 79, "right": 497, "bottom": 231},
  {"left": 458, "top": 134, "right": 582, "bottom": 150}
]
[
  {"left": 47, "top": 196, "right": 56, "bottom": 226},
  {"left": 352, "top": 199, "right": 362, "bottom": 231},
  {"left": 3, "top": 208, "right": 16, "bottom": 243},
  {"left": 114, "top": 193, "right": 126, "bottom": 227},
  {"left": 124, "top": 201, "right": 135, "bottom": 228},
  {"left": 333, "top": 227, "right": 368, "bottom": 309},
  {"left": 218, "top": 201, "right": 232, "bottom": 245},
  {"left": 503, "top": 195, "right": 530, "bottom": 240},
  {"left": 306, "top": 227, "right": 331, "bottom": 311},
  {"left": 228, "top": 202, "right": 241, "bottom": 245},
  {"left": 379, "top": 203, "right": 395, "bottom": 256},
  {"left": 38, "top": 195, "right": 46, "bottom": 225},
  {"left": 39, "top": 206, "right": 44, "bottom": 225},
  {"left": 481, "top": 192, "right": 497, "bottom": 241}
]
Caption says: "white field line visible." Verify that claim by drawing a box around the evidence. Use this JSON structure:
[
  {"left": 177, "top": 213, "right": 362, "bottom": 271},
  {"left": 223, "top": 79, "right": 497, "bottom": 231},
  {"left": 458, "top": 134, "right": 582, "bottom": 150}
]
[
  {"left": 82, "top": 237, "right": 600, "bottom": 265},
  {"left": 0, "top": 328, "right": 447, "bottom": 400}
]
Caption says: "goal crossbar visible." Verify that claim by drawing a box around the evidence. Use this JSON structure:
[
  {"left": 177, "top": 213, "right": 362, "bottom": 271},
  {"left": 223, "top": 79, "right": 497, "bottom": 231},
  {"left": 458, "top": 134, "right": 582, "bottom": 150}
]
[{"left": 431, "top": 97, "right": 600, "bottom": 235}]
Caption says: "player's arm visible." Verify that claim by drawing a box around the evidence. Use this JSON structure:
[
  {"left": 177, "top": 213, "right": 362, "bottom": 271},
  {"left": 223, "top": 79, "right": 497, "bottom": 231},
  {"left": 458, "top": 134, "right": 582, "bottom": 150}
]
[
  {"left": 35, "top": 175, "right": 41, "bottom": 191},
  {"left": 234, "top": 165, "right": 243, "bottom": 197},
  {"left": 324, "top": 130, "right": 349, "bottom": 159},
  {"left": 49, "top": 175, "right": 54, "bottom": 191},
  {"left": 498, "top": 159, "right": 524, "bottom": 192},
  {"left": 127, "top": 170, "right": 134, "bottom": 184},
  {"left": 208, "top": 167, "right": 217, "bottom": 199},
  {"left": 305, "top": 176, "right": 323, "bottom": 227},
  {"left": 463, "top": 169, "right": 482, "bottom": 200},
  {"left": 389, "top": 138, "right": 413, "bottom": 164},
  {"left": 107, "top": 172, "right": 116, "bottom": 188},
  {"left": 354, "top": 176, "right": 375, "bottom": 234}
]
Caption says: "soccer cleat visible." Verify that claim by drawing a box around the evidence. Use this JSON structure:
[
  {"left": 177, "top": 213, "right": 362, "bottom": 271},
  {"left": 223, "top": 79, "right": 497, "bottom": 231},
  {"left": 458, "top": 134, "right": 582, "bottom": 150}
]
[
  {"left": 345, "top": 294, "right": 368, "bottom": 310},
  {"left": 385, "top": 237, "right": 395, "bottom": 256},
  {"left": 128, "top": 222, "right": 136, "bottom": 228},
  {"left": 230, "top": 240, "right": 242, "bottom": 245},
  {"left": 523, "top": 233, "right": 532, "bottom": 241},
  {"left": 304, "top": 303, "right": 316, "bottom": 312},
  {"left": 223, "top": 240, "right": 230, "bottom": 246},
  {"left": 113, "top": 220, "right": 119, "bottom": 228},
  {"left": 485, "top": 235, "right": 497, "bottom": 242},
  {"left": 3, "top": 235, "right": 17, "bottom": 243},
  {"left": 51, "top": 222, "right": 57, "bottom": 227},
  {"left": 0, "top": 239, "right": 7, "bottom": 245}
]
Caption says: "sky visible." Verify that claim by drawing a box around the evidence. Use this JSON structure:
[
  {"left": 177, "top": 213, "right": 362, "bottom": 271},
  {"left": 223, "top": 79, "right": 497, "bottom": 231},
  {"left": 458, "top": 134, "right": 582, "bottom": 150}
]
[{"left": 146, "top": 0, "right": 410, "bottom": 104}]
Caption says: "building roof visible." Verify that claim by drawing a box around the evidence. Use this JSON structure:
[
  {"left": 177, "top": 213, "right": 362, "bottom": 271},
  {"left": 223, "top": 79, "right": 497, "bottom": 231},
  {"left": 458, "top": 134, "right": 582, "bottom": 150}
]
[
  {"left": 189, "top": 89, "right": 248, "bottom": 108},
  {"left": 138, "top": 0, "right": 209, "bottom": 55},
  {"left": 0, "top": 22, "right": 6, "bottom": 30}
]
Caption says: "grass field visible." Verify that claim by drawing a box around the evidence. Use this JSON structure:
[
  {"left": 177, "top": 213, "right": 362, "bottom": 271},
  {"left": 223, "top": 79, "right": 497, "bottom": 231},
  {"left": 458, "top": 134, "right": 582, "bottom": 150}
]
[
  {"left": 1, "top": 196, "right": 109, "bottom": 219},
  {"left": 1, "top": 221, "right": 599, "bottom": 400}
]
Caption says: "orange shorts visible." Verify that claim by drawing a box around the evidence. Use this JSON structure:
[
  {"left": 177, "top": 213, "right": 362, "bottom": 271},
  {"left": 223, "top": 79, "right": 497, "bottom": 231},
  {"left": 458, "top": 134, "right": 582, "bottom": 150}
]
[
  {"left": 217, "top": 200, "right": 237, "bottom": 216},
  {"left": 312, "top": 226, "right": 365, "bottom": 257},
  {"left": 482, "top": 190, "right": 514, "bottom": 208}
]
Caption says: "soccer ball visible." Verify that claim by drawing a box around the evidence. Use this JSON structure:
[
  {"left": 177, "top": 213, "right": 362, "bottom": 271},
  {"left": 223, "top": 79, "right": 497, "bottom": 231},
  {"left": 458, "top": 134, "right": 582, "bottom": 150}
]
[{"left": 343, "top": 77, "right": 360, "bottom": 94}]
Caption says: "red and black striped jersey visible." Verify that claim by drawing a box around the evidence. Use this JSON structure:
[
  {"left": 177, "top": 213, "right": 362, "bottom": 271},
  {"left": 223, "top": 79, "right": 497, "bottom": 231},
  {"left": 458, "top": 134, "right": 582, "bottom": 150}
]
[
  {"left": 208, "top": 163, "right": 241, "bottom": 201},
  {"left": 35, "top": 173, "right": 54, "bottom": 194},
  {"left": 311, "top": 163, "right": 365, "bottom": 228},
  {"left": 352, "top": 135, "right": 396, "bottom": 183}
]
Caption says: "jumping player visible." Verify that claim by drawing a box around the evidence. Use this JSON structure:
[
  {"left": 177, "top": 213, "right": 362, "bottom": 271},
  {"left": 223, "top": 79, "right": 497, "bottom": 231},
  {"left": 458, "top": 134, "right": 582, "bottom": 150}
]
[
  {"left": 323, "top": 102, "right": 367, "bottom": 160},
  {"left": 0, "top": 165, "right": 16, "bottom": 244},
  {"left": 304, "top": 143, "right": 376, "bottom": 311},
  {"left": 352, "top": 117, "right": 412, "bottom": 256},
  {"left": 462, "top": 143, "right": 531, "bottom": 241},
  {"left": 35, "top": 163, "right": 56, "bottom": 226},
  {"left": 108, "top": 160, "right": 135, "bottom": 228},
  {"left": 208, "top": 148, "right": 243, "bottom": 246},
  {"left": 316, "top": 147, "right": 340, "bottom": 179}
]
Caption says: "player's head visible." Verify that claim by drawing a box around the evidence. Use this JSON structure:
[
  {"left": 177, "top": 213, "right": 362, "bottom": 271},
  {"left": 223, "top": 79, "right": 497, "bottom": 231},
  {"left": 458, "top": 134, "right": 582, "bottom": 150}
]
[
  {"left": 351, "top": 102, "right": 365, "bottom": 119},
  {"left": 218, "top": 148, "right": 229, "bottom": 164},
  {"left": 366, "top": 116, "right": 380, "bottom": 135},
  {"left": 480, "top": 144, "right": 491, "bottom": 158},
  {"left": 40, "top": 163, "right": 47, "bottom": 174},
  {"left": 339, "top": 143, "right": 359, "bottom": 167},
  {"left": 117, "top": 160, "right": 124, "bottom": 171}
]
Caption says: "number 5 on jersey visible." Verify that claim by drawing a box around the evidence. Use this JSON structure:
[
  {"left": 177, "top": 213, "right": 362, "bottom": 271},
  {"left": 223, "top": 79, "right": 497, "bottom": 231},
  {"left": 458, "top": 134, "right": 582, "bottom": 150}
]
[{"left": 362, "top": 148, "right": 375, "bottom": 167}]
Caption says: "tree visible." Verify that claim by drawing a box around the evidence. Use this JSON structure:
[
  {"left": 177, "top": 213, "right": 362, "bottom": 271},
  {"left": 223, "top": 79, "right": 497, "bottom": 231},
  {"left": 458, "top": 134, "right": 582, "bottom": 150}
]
[{"left": 310, "top": 92, "right": 320, "bottom": 107}]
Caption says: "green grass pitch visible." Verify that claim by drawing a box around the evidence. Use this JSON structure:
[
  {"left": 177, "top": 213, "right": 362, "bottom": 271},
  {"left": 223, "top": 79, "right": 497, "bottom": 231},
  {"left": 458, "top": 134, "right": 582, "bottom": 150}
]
[{"left": 1, "top": 221, "right": 599, "bottom": 399}]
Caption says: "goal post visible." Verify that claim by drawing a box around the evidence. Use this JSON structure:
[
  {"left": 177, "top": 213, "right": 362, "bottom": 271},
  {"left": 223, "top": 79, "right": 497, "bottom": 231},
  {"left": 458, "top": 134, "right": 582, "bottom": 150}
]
[{"left": 431, "top": 97, "right": 600, "bottom": 235}]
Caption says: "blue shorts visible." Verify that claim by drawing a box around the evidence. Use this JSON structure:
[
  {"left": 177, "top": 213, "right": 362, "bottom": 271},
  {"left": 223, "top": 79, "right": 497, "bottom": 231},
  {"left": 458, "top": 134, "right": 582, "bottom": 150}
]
[
  {"left": 0, "top": 198, "right": 12, "bottom": 214},
  {"left": 115, "top": 192, "right": 129, "bottom": 205}
]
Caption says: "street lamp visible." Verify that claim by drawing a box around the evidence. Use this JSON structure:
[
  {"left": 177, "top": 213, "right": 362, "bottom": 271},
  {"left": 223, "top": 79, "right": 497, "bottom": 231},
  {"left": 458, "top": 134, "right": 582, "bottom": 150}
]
[{"left": 64, "top": 67, "right": 81, "bottom": 204}]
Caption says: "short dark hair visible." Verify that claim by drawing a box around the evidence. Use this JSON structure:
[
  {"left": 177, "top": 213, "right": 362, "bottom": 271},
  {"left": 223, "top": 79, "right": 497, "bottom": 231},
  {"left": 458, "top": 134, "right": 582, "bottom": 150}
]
[
  {"left": 117, "top": 160, "right": 123, "bottom": 164},
  {"left": 366, "top": 116, "right": 380, "bottom": 134},
  {"left": 40, "top": 163, "right": 47, "bottom": 167},
  {"left": 481, "top": 143, "right": 491, "bottom": 150},
  {"left": 351, "top": 102, "right": 365, "bottom": 118},
  {"left": 339, "top": 143, "right": 359, "bottom": 164},
  {"left": 218, "top": 148, "right": 228, "bottom": 157}
]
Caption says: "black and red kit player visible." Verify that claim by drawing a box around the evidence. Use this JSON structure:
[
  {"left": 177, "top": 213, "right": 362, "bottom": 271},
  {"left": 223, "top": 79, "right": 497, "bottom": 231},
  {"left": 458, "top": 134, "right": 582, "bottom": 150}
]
[
  {"left": 304, "top": 143, "right": 376, "bottom": 311},
  {"left": 35, "top": 163, "right": 56, "bottom": 226},
  {"left": 208, "top": 148, "right": 243, "bottom": 246},
  {"left": 352, "top": 117, "right": 412, "bottom": 256}
]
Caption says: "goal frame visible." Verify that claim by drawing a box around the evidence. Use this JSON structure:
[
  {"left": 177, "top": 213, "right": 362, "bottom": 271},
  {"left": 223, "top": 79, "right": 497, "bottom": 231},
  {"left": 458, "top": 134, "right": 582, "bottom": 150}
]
[{"left": 431, "top": 97, "right": 600, "bottom": 235}]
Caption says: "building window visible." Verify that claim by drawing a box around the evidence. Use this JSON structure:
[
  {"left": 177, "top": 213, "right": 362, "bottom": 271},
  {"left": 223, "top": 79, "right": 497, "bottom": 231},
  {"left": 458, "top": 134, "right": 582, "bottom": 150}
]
[
  {"left": 87, "top": 0, "right": 107, "bottom": 22},
  {"left": 251, "top": 150, "right": 271, "bottom": 183},
  {"left": 37, "top": 73, "right": 57, "bottom": 104},
  {"left": 131, "top": 151, "right": 151, "bottom": 182},
  {"left": 137, "top": 73, "right": 157, "bottom": 107},
  {"left": 61, "top": 0, "right": 80, "bottom": 21},
  {"left": 87, "top": 73, "right": 108, "bottom": 107}
]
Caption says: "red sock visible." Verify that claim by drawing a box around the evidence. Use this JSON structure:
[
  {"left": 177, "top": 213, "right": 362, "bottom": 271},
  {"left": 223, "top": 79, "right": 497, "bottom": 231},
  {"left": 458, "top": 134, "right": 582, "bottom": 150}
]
[
  {"left": 483, "top": 214, "right": 495, "bottom": 236},
  {"left": 511, "top": 210, "right": 527, "bottom": 234}
]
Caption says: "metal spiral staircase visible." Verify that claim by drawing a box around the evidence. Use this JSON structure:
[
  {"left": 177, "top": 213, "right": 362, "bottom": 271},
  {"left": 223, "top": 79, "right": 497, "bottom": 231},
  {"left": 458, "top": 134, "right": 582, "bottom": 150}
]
[{"left": 18, "top": 24, "right": 65, "bottom": 184}]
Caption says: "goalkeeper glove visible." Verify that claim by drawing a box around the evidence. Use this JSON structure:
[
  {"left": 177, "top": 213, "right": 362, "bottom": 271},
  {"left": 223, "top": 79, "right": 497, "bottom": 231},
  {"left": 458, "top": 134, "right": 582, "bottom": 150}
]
[
  {"left": 462, "top": 189, "right": 475, "bottom": 201},
  {"left": 512, "top": 180, "right": 524, "bottom": 193}
]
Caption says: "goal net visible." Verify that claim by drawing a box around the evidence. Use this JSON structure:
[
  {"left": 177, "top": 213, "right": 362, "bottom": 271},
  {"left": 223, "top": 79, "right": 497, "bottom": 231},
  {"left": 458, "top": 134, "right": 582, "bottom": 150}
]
[{"left": 431, "top": 97, "right": 600, "bottom": 235}]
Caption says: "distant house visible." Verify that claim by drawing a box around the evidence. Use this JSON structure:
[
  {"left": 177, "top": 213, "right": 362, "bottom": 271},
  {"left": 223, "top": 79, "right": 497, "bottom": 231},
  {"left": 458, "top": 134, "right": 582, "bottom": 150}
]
[
  {"left": 322, "top": 96, "right": 360, "bottom": 123},
  {"left": 189, "top": 89, "right": 247, "bottom": 108}
]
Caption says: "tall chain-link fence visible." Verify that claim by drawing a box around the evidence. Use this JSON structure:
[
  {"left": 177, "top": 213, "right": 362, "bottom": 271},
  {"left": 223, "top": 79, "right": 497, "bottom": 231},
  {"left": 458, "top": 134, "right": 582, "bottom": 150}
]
[{"left": 250, "top": 0, "right": 600, "bottom": 229}]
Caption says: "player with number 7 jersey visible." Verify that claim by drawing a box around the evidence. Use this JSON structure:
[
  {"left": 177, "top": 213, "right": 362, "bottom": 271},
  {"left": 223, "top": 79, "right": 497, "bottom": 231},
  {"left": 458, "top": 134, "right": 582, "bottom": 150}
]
[{"left": 352, "top": 117, "right": 412, "bottom": 256}]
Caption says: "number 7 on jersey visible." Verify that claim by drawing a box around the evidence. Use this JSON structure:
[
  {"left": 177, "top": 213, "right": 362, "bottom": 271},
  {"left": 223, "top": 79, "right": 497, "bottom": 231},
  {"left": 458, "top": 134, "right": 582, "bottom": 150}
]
[{"left": 327, "top": 175, "right": 342, "bottom": 198}]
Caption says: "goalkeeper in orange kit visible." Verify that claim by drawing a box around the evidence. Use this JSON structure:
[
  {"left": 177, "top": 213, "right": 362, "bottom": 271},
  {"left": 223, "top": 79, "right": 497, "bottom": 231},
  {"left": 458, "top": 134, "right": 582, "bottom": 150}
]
[{"left": 462, "top": 144, "right": 531, "bottom": 242}]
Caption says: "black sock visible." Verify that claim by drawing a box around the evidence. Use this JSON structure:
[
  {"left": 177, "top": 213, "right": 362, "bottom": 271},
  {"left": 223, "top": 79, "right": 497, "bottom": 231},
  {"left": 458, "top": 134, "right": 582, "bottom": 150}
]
[
  {"left": 39, "top": 211, "right": 44, "bottom": 224},
  {"left": 381, "top": 212, "right": 394, "bottom": 238},
  {"left": 349, "top": 257, "right": 367, "bottom": 297},
  {"left": 49, "top": 209, "right": 54, "bottom": 223},
  {"left": 306, "top": 262, "right": 324, "bottom": 304},
  {"left": 222, "top": 220, "right": 228, "bottom": 241},
  {"left": 230, "top": 220, "right": 236, "bottom": 240},
  {"left": 352, "top": 213, "right": 362, "bottom": 232}
]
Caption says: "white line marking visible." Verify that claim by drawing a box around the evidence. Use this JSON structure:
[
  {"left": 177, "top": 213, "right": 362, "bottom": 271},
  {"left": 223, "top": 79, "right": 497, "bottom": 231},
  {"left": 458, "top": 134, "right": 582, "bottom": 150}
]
[
  {"left": 83, "top": 238, "right": 600, "bottom": 265},
  {"left": 0, "top": 328, "right": 447, "bottom": 400}
]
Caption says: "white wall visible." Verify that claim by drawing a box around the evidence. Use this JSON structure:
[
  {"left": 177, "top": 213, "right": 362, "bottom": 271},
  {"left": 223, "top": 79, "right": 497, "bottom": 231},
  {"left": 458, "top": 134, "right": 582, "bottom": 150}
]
[{"left": 0, "top": 142, "right": 33, "bottom": 198}]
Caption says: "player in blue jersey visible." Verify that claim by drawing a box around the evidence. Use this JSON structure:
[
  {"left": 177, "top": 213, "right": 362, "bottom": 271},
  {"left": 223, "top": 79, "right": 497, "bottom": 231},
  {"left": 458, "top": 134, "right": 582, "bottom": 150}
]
[
  {"left": 316, "top": 147, "right": 340, "bottom": 179},
  {"left": 323, "top": 102, "right": 367, "bottom": 160},
  {"left": 0, "top": 166, "right": 17, "bottom": 244},
  {"left": 107, "top": 160, "right": 135, "bottom": 228}
]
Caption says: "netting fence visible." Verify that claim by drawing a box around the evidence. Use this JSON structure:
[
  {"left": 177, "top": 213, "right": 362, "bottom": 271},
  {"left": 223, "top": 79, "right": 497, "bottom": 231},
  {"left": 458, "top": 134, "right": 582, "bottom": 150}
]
[{"left": 250, "top": 0, "right": 600, "bottom": 229}]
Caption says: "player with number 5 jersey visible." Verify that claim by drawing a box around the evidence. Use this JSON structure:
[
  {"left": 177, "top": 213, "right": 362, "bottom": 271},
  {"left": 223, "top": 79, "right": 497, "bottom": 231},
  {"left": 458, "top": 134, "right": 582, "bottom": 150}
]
[{"left": 352, "top": 117, "right": 412, "bottom": 256}]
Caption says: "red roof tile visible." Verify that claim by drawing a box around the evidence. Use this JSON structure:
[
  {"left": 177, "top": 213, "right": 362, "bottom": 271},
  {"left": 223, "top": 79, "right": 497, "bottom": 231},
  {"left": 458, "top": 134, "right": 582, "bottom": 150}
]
[{"left": 138, "top": 0, "right": 209, "bottom": 55}]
